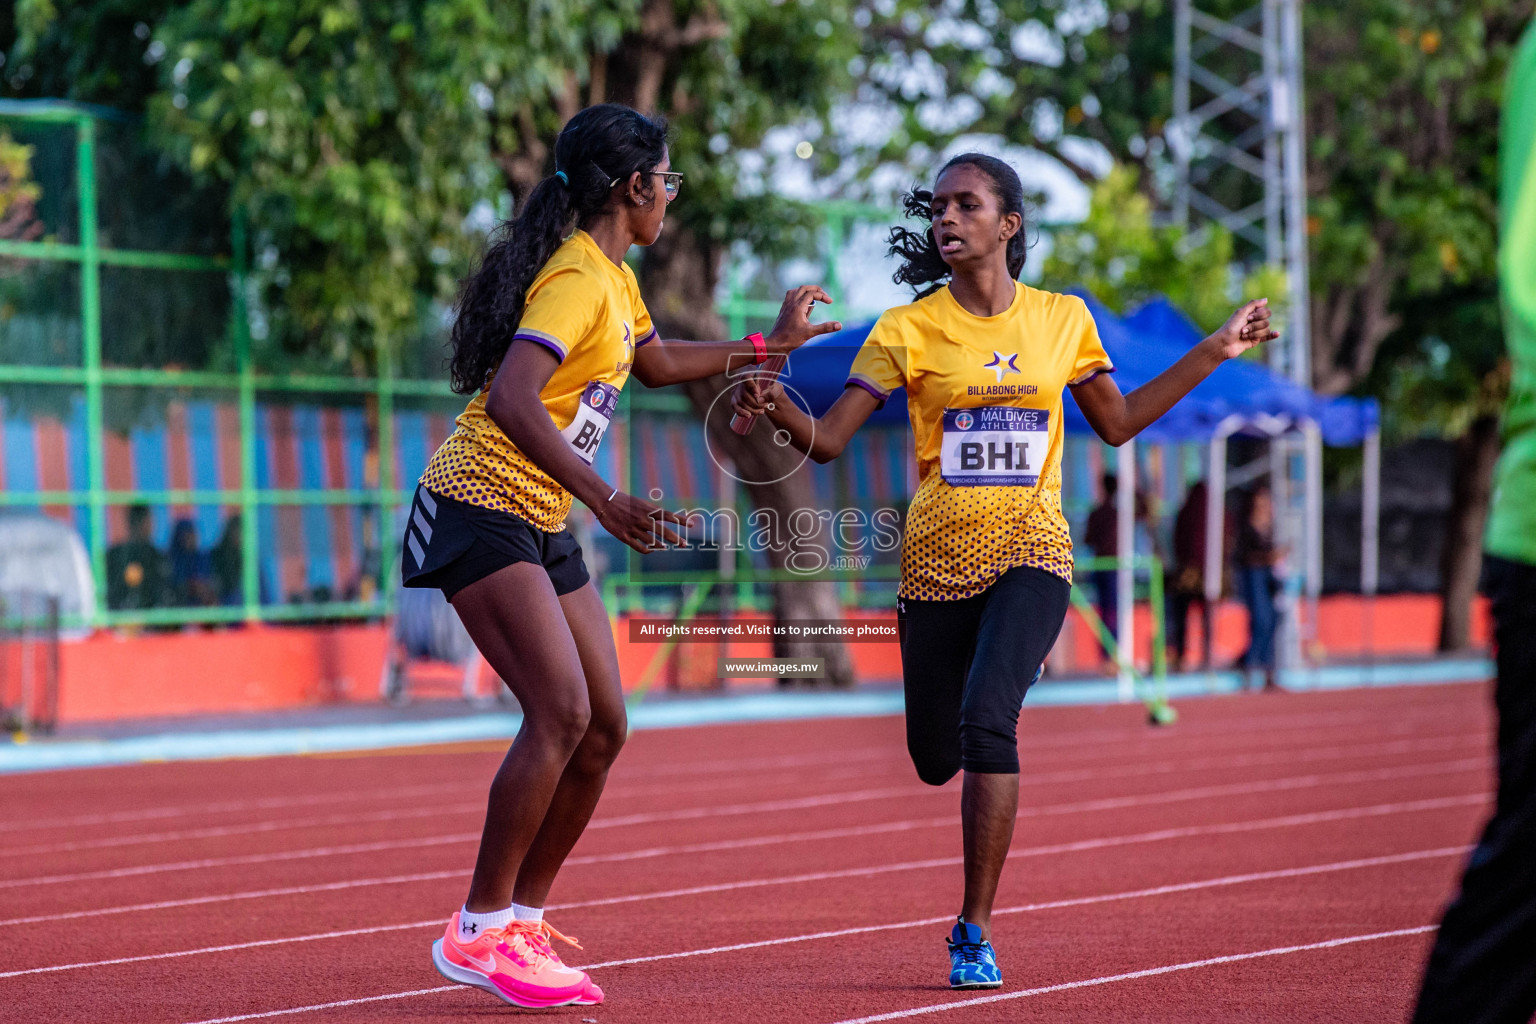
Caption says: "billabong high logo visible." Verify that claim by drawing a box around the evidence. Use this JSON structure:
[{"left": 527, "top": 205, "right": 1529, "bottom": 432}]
[{"left": 984, "top": 351, "right": 1020, "bottom": 383}]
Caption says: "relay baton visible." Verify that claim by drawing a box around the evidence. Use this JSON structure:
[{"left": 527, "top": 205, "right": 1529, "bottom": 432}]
[{"left": 729, "top": 352, "right": 789, "bottom": 435}]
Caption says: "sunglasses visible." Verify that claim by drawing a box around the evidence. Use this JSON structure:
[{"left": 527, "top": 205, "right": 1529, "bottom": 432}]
[
  {"left": 652, "top": 171, "right": 683, "bottom": 201},
  {"left": 605, "top": 169, "right": 683, "bottom": 201}
]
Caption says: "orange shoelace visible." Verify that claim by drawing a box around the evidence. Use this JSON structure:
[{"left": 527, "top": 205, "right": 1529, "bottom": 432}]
[{"left": 496, "top": 919, "right": 583, "bottom": 967}]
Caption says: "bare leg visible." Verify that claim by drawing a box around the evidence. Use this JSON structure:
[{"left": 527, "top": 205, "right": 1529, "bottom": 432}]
[
  {"left": 511, "top": 581, "right": 627, "bottom": 908},
  {"left": 959, "top": 771, "right": 1019, "bottom": 939},
  {"left": 450, "top": 563, "right": 592, "bottom": 913}
]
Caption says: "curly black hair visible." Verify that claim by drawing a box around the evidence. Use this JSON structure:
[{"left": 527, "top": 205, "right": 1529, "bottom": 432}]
[
  {"left": 448, "top": 103, "right": 669, "bottom": 395},
  {"left": 888, "top": 153, "right": 1030, "bottom": 299}
]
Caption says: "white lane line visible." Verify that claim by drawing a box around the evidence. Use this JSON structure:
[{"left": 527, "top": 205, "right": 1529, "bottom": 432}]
[
  {"left": 826, "top": 926, "right": 1440, "bottom": 1023},
  {"left": 0, "top": 784, "right": 933, "bottom": 863},
  {"left": 0, "top": 920, "right": 450, "bottom": 978},
  {"left": 615, "top": 702, "right": 1480, "bottom": 781},
  {"left": 577, "top": 848, "right": 1462, "bottom": 970},
  {"left": 0, "top": 731, "right": 1482, "bottom": 859},
  {"left": 1013, "top": 702, "right": 1481, "bottom": 754},
  {"left": 1013, "top": 757, "right": 1486, "bottom": 820},
  {"left": 0, "top": 785, "right": 933, "bottom": 890},
  {"left": 1041, "top": 731, "right": 1481, "bottom": 785},
  {"left": 0, "top": 781, "right": 468, "bottom": 835},
  {"left": 0, "top": 834, "right": 479, "bottom": 891},
  {"left": 0, "top": 757, "right": 1485, "bottom": 892},
  {"left": 0, "top": 868, "right": 467, "bottom": 928},
  {"left": 3, "top": 857, "right": 969, "bottom": 981},
  {"left": 2, "top": 696, "right": 1478, "bottom": 839},
  {"left": 163, "top": 851, "right": 1455, "bottom": 1024},
  {"left": 0, "top": 748, "right": 901, "bottom": 838},
  {"left": 0, "top": 808, "right": 1475, "bottom": 980},
  {"left": 2, "top": 706, "right": 1480, "bottom": 851},
  {"left": 0, "top": 803, "right": 485, "bottom": 859},
  {"left": 0, "top": 763, "right": 910, "bottom": 858},
  {"left": 180, "top": 985, "right": 460, "bottom": 1024},
  {"left": 587, "top": 785, "right": 926, "bottom": 828},
  {"left": 0, "top": 790, "right": 1485, "bottom": 929}
]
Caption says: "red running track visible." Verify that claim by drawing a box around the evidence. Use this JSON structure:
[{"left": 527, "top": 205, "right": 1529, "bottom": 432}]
[{"left": 0, "top": 683, "right": 1495, "bottom": 1023}]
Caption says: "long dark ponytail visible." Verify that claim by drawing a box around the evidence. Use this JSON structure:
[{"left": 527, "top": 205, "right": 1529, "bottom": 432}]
[
  {"left": 448, "top": 103, "right": 669, "bottom": 394},
  {"left": 887, "top": 153, "right": 1030, "bottom": 299}
]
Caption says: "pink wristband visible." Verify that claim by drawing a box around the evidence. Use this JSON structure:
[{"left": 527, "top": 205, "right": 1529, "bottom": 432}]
[{"left": 746, "top": 332, "right": 767, "bottom": 365}]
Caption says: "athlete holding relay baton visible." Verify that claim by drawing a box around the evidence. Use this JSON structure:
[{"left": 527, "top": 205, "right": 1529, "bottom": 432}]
[
  {"left": 733, "top": 152, "right": 1275, "bottom": 991},
  {"left": 402, "top": 102, "right": 840, "bottom": 1011}
]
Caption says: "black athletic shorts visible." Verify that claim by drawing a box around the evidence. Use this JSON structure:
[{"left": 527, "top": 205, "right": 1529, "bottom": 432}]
[
  {"left": 897, "top": 564, "right": 1072, "bottom": 782},
  {"left": 399, "top": 484, "right": 590, "bottom": 600}
]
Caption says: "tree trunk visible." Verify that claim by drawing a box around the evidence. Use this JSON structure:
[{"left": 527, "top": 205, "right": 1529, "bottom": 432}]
[
  {"left": 1437, "top": 414, "right": 1501, "bottom": 651},
  {"left": 640, "top": 226, "right": 856, "bottom": 688}
]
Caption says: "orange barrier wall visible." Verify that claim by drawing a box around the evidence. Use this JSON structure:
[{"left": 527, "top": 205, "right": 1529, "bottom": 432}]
[
  {"left": 50, "top": 594, "right": 1488, "bottom": 724},
  {"left": 58, "top": 624, "right": 387, "bottom": 723},
  {"left": 1053, "top": 594, "right": 1491, "bottom": 672}
]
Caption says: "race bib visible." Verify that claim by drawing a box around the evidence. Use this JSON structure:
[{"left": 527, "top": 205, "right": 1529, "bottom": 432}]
[
  {"left": 940, "top": 406, "right": 1048, "bottom": 486},
  {"left": 561, "top": 381, "right": 621, "bottom": 465}
]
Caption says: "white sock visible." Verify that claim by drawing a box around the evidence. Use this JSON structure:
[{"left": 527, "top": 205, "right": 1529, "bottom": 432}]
[
  {"left": 511, "top": 902, "right": 544, "bottom": 923},
  {"left": 457, "top": 904, "right": 513, "bottom": 940}
]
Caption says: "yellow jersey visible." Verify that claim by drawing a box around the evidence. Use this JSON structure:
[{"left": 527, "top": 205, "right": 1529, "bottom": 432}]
[
  {"left": 420, "top": 230, "right": 655, "bottom": 531},
  {"left": 847, "top": 282, "right": 1113, "bottom": 600}
]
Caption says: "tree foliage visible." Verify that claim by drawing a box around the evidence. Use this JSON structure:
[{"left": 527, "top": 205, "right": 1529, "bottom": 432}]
[
  {"left": 1040, "top": 165, "right": 1283, "bottom": 333},
  {"left": 149, "top": 0, "right": 525, "bottom": 373},
  {"left": 1302, "top": 0, "right": 1520, "bottom": 395},
  {"left": 0, "top": 130, "right": 42, "bottom": 242},
  {"left": 5, "top": 0, "right": 863, "bottom": 374},
  {"left": 855, "top": 0, "right": 1530, "bottom": 399}
]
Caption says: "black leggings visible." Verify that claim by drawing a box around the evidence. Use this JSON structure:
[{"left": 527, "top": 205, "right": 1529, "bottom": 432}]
[{"left": 897, "top": 565, "right": 1071, "bottom": 783}]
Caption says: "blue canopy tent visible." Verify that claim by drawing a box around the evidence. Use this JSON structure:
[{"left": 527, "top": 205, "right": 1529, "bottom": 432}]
[
  {"left": 762, "top": 289, "right": 1383, "bottom": 686},
  {"left": 1120, "top": 296, "right": 1381, "bottom": 446},
  {"left": 1117, "top": 295, "right": 1383, "bottom": 608}
]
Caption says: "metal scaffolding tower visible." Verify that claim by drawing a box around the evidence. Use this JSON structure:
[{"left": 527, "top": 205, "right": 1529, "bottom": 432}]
[
  {"left": 1171, "top": 0, "right": 1310, "bottom": 387},
  {"left": 1172, "top": 0, "right": 1321, "bottom": 676}
]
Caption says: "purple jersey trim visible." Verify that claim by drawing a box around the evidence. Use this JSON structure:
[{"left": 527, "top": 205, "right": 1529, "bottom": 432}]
[
  {"left": 845, "top": 376, "right": 892, "bottom": 406},
  {"left": 514, "top": 330, "right": 569, "bottom": 362},
  {"left": 1067, "top": 364, "right": 1117, "bottom": 387}
]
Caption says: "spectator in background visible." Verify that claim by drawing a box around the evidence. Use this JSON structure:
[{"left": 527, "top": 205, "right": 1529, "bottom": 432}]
[
  {"left": 1083, "top": 473, "right": 1119, "bottom": 657},
  {"left": 105, "top": 504, "right": 168, "bottom": 610},
  {"left": 211, "top": 513, "right": 244, "bottom": 605},
  {"left": 1233, "top": 483, "right": 1281, "bottom": 691},
  {"left": 1167, "top": 481, "right": 1210, "bottom": 671},
  {"left": 1411, "top": 22, "right": 1536, "bottom": 1024},
  {"left": 168, "top": 519, "right": 216, "bottom": 607}
]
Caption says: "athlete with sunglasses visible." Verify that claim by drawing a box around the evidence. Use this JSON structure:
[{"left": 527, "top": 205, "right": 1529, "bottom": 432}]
[{"left": 406, "top": 102, "right": 840, "bottom": 1008}]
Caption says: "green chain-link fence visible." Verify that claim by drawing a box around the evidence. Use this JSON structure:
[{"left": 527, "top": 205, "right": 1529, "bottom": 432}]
[
  {"left": 0, "top": 100, "right": 467, "bottom": 628},
  {"left": 0, "top": 99, "right": 1165, "bottom": 694}
]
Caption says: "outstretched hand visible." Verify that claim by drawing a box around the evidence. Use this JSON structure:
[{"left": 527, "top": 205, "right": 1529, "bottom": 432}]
[
  {"left": 596, "top": 491, "right": 691, "bottom": 554},
  {"left": 765, "top": 285, "right": 842, "bottom": 353},
  {"left": 1209, "top": 298, "right": 1280, "bottom": 361}
]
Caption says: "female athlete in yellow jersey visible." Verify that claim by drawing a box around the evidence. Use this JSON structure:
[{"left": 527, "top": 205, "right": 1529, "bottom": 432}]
[
  {"left": 406, "top": 103, "right": 840, "bottom": 1009},
  {"left": 733, "top": 153, "right": 1276, "bottom": 990}
]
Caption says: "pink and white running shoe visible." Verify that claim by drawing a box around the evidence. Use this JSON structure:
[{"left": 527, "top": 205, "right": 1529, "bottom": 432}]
[
  {"left": 527, "top": 921, "right": 605, "bottom": 1005},
  {"left": 431, "top": 912, "right": 599, "bottom": 1008}
]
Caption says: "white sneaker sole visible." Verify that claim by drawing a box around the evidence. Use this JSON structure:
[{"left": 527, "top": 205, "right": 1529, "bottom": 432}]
[{"left": 430, "top": 938, "right": 585, "bottom": 1008}]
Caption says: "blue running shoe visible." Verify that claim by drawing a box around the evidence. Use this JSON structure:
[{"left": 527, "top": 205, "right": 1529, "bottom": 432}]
[{"left": 946, "top": 917, "right": 1002, "bottom": 989}]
